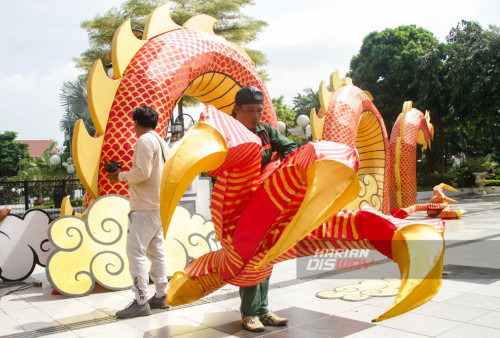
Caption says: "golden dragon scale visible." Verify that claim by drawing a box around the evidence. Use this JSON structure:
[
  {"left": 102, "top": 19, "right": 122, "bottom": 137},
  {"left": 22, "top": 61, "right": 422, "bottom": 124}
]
[{"left": 72, "top": 4, "right": 446, "bottom": 322}]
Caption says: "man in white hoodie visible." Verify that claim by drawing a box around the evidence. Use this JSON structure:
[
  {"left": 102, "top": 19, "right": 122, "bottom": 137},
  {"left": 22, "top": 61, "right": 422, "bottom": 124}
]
[{"left": 108, "top": 105, "right": 169, "bottom": 318}]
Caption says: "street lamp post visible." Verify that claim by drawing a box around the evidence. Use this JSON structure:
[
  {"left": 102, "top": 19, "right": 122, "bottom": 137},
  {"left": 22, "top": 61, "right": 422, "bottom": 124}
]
[{"left": 169, "top": 113, "right": 196, "bottom": 145}]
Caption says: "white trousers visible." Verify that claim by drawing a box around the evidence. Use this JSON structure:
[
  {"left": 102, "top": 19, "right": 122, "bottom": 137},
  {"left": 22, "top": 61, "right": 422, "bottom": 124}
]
[{"left": 127, "top": 209, "right": 168, "bottom": 304}]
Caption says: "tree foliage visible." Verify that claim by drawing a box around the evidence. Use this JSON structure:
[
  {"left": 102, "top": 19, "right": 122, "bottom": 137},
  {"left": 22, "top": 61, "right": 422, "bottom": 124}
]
[
  {"left": 349, "top": 22, "right": 500, "bottom": 181},
  {"left": 292, "top": 88, "right": 320, "bottom": 122},
  {"left": 59, "top": 77, "right": 95, "bottom": 157},
  {"left": 272, "top": 96, "right": 301, "bottom": 144},
  {"left": 349, "top": 25, "right": 440, "bottom": 127},
  {"left": 0, "top": 131, "right": 29, "bottom": 177},
  {"left": 444, "top": 21, "right": 500, "bottom": 159}
]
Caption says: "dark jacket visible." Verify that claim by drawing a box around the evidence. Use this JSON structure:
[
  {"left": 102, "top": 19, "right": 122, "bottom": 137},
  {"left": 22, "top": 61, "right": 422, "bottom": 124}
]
[{"left": 254, "top": 123, "right": 297, "bottom": 166}]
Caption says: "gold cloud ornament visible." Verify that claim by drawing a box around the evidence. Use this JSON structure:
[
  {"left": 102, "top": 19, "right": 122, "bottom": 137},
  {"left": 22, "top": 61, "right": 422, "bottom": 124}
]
[
  {"left": 47, "top": 194, "right": 219, "bottom": 296},
  {"left": 46, "top": 195, "right": 131, "bottom": 296}
]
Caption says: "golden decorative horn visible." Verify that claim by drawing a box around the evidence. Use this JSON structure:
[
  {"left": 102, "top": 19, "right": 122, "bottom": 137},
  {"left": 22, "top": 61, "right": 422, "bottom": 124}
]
[{"left": 160, "top": 122, "right": 228, "bottom": 236}]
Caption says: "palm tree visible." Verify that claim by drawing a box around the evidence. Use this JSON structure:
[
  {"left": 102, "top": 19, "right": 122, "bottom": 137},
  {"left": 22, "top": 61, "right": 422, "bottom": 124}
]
[
  {"left": 59, "top": 77, "right": 95, "bottom": 157},
  {"left": 292, "top": 88, "right": 320, "bottom": 122}
]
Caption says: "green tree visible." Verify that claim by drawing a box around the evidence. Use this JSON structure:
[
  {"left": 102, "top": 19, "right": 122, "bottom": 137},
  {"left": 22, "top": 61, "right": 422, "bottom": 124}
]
[
  {"left": 292, "top": 88, "right": 320, "bottom": 122},
  {"left": 273, "top": 96, "right": 294, "bottom": 128},
  {"left": 0, "top": 131, "right": 29, "bottom": 177},
  {"left": 349, "top": 25, "right": 439, "bottom": 127},
  {"left": 412, "top": 43, "right": 449, "bottom": 172},
  {"left": 273, "top": 96, "right": 301, "bottom": 144},
  {"left": 445, "top": 21, "right": 500, "bottom": 160}
]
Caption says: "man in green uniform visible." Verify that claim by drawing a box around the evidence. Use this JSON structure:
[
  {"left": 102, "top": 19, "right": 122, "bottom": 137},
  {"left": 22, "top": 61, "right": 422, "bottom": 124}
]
[{"left": 232, "top": 86, "right": 297, "bottom": 332}]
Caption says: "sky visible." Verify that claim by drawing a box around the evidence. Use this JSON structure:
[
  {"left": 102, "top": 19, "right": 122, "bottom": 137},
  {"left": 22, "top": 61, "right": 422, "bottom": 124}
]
[{"left": 1, "top": 0, "right": 499, "bottom": 147}]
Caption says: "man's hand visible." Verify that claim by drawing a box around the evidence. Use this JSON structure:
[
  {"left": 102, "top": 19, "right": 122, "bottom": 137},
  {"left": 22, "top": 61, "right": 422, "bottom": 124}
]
[{"left": 108, "top": 169, "right": 121, "bottom": 182}]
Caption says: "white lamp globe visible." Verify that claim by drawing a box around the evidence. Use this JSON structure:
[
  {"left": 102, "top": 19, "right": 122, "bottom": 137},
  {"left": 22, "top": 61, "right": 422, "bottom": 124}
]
[
  {"left": 296, "top": 115, "right": 310, "bottom": 128},
  {"left": 277, "top": 121, "right": 287, "bottom": 134},
  {"left": 50, "top": 154, "right": 61, "bottom": 166}
]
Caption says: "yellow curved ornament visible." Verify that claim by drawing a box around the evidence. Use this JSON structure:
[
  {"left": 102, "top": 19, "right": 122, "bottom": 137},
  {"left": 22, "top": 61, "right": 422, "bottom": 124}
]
[
  {"left": 167, "top": 271, "right": 203, "bottom": 305},
  {"left": 373, "top": 223, "right": 444, "bottom": 322},
  {"left": 160, "top": 122, "right": 228, "bottom": 235},
  {"left": 310, "top": 107, "right": 325, "bottom": 141},
  {"left": 72, "top": 120, "right": 103, "bottom": 199},
  {"left": 111, "top": 19, "right": 147, "bottom": 79},
  {"left": 319, "top": 80, "right": 332, "bottom": 116},
  {"left": 257, "top": 160, "right": 360, "bottom": 268},
  {"left": 183, "top": 14, "right": 218, "bottom": 34},
  {"left": 330, "top": 70, "right": 344, "bottom": 91},
  {"left": 60, "top": 196, "right": 84, "bottom": 218},
  {"left": 87, "top": 59, "right": 120, "bottom": 135},
  {"left": 143, "top": 3, "right": 181, "bottom": 40}
]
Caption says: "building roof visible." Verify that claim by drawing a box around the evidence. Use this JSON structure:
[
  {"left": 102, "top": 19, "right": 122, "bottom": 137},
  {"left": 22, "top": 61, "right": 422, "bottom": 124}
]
[{"left": 14, "top": 140, "right": 55, "bottom": 158}]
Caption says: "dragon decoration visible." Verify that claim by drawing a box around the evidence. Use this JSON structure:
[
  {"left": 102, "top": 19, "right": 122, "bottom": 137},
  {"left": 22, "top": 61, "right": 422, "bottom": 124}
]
[
  {"left": 391, "top": 183, "right": 465, "bottom": 219},
  {"left": 48, "top": 4, "right": 453, "bottom": 322}
]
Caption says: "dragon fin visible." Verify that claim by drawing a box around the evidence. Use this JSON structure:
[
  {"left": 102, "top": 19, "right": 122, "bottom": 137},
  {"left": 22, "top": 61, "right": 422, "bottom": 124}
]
[
  {"left": 111, "top": 19, "right": 147, "bottom": 78},
  {"left": 330, "top": 70, "right": 343, "bottom": 91},
  {"left": 310, "top": 107, "right": 325, "bottom": 140},
  {"left": 183, "top": 14, "right": 218, "bottom": 34},
  {"left": 60, "top": 196, "right": 84, "bottom": 218},
  {"left": 143, "top": 3, "right": 181, "bottom": 40},
  {"left": 364, "top": 91, "right": 374, "bottom": 100},
  {"left": 319, "top": 80, "right": 332, "bottom": 116},
  {"left": 87, "top": 60, "right": 120, "bottom": 135},
  {"left": 372, "top": 223, "right": 444, "bottom": 322},
  {"left": 160, "top": 122, "right": 228, "bottom": 236},
  {"left": 72, "top": 120, "right": 104, "bottom": 199}
]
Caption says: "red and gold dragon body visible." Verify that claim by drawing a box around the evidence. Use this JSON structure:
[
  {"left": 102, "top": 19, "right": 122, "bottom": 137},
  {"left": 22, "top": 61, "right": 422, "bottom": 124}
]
[
  {"left": 71, "top": 5, "right": 446, "bottom": 322},
  {"left": 392, "top": 183, "right": 465, "bottom": 219}
]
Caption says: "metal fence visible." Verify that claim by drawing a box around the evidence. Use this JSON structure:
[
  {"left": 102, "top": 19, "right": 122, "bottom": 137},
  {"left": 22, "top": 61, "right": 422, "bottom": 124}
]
[{"left": 0, "top": 178, "right": 85, "bottom": 219}]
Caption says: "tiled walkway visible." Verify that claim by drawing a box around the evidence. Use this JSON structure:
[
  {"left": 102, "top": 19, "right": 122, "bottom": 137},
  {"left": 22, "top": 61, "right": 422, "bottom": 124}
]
[{"left": 1, "top": 194, "right": 500, "bottom": 337}]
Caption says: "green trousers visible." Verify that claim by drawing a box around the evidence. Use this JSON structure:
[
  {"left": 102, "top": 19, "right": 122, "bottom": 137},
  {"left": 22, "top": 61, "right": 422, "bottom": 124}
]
[{"left": 239, "top": 276, "right": 270, "bottom": 317}]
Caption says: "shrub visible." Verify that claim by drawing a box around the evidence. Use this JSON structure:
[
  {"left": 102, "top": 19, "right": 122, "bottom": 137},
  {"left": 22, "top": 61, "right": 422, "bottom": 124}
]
[
  {"left": 447, "top": 156, "right": 499, "bottom": 187},
  {"left": 486, "top": 179, "right": 500, "bottom": 186},
  {"left": 71, "top": 198, "right": 84, "bottom": 207}
]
